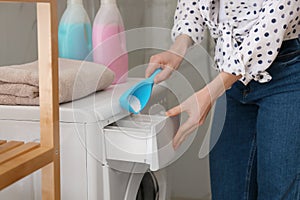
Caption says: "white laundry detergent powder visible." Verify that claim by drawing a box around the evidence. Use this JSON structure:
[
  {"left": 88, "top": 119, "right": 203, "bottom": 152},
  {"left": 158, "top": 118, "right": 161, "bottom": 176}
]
[{"left": 128, "top": 95, "right": 141, "bottom": 113}]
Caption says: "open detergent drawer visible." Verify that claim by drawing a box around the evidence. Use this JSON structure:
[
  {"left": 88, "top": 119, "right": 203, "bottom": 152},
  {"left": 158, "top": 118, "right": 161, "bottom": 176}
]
[{"left": 104, "top": 114, "right": 179, "bottom": 171}]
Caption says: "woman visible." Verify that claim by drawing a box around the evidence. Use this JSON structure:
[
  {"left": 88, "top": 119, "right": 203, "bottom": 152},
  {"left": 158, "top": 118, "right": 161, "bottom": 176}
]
[{"left": 146, "top": 0, "right": 300, "bottom": 199}]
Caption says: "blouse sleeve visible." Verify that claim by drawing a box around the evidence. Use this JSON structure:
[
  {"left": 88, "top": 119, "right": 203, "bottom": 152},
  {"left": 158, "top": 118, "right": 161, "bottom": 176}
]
[
  {"left": 171, "top": 0, "right": 206, "bottom": 45},
  {"left": 236, "top": 0, "right": 300, "bottom": 84}
]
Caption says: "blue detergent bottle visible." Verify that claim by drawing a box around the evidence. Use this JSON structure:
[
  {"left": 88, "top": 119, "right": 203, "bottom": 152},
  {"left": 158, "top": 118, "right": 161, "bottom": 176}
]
[{"left": 58, "top": 0, "right": 93, "bottom": 61}]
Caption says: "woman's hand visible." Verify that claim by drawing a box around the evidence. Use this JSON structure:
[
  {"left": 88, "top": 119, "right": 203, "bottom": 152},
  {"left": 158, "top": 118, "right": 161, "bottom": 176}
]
[
  {"left": 167, "top": 72, "right": 241, "bottom": 149},
  {"left": 146, "top": 51, "right": 183, "bottom": 83},
  {"left": 166, "top": 87, "right": 214, "bottom": 149},
  {"left": 145, "top": 34, "right": 193, "bottom": 83}
]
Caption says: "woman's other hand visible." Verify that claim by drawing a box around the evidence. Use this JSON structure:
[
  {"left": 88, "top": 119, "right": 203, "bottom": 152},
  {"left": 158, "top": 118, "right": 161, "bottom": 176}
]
[
  {"left": 166, "top": 87, "right": 214, "bottom": 150},
  {"left": 167, "top": 72, "right": 241, "bottom": 149}
]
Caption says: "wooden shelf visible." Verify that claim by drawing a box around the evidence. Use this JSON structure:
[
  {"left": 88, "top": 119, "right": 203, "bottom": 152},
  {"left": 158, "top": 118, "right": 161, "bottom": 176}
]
[{"left": 0, "top": 141, "right": 54, "bottom": 189}]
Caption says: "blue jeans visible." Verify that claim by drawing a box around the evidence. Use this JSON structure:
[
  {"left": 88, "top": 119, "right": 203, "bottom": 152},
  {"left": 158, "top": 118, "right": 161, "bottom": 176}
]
[{"left": 210, "top": 38, "right": 300, "bottom": 200}]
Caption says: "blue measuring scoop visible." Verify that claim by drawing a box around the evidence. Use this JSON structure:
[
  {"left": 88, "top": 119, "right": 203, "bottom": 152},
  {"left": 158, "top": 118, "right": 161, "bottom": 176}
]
[{"left": 119, "top": 68, "right": 162, "bottom": 114}]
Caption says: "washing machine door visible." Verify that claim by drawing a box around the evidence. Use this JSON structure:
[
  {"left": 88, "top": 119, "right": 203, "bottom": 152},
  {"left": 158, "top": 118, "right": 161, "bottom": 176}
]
[
  {"left": 118, "top": 171, "right": 157, "bottom": 200},
  {"left": 136, "top": 172, "right": 158, "bottom": 200}
]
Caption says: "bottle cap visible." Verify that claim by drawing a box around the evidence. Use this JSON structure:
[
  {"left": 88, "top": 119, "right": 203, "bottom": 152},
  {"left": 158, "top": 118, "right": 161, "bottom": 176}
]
[
  {"left": 101, "top": 0, "right": 116, "bottom": 4},
  {"left": 68, "top": 0, "right": 83, "bottom": 5}
]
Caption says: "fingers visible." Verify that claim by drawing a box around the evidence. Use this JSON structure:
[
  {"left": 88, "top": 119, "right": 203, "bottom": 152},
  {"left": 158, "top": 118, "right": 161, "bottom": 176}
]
[
  {"left": 166, "top": 103, "right": 195, "bottom": 149},
  {"left": 173, "top": 119, "right": 198, "bottom": 149},
  {"left": 168, "top": 89, "right": 213, "bottom": 150},
  {"left": 145, "top": 55, "right": 161, "bottom": 78},
  {"left": 154, "top": 66, "right": 173, "bottom": 84},
  {"left": 174, "top": 125, "right": 198, "bottom": 150},
  {"left": 146, "top": 53, "right": 175, "bottom": 83},
  {"left": 166, "top": 105, "right": 182, "bottom": 117}
]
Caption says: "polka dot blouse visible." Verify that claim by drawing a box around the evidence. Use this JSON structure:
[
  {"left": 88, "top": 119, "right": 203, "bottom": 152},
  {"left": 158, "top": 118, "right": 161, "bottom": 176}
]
[{"left": 172, "top": 0, "right": 300, "bottom": 85}]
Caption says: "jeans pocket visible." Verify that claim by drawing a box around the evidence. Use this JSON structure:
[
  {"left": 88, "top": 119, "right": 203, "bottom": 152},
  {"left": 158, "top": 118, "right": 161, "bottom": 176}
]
[
  {"left": 277, "top": 51, "right": 300, "bottom": 67},
  {"left": 285, "top": 54, "right": 300, "bottom": 68}
]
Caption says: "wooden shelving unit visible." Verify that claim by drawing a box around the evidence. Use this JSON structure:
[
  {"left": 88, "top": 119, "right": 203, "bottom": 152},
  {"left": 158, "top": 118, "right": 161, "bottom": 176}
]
[{"left": 0, "top": 0, "right": 60, "bottom": 199}]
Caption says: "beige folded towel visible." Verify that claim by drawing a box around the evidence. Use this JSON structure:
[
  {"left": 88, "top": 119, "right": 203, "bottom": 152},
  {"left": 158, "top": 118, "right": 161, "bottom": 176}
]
[{"left": 0, "top": 58, "right": 115, "bottom": 105}]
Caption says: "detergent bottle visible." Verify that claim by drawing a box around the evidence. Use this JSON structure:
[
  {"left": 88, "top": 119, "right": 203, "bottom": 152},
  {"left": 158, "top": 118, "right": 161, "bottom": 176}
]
[
  {"left": 93, "top": 0, "right": 128, "bottom": 84},
  {"left": 58, "top": 0, "right": 93, "bottom": 61}
]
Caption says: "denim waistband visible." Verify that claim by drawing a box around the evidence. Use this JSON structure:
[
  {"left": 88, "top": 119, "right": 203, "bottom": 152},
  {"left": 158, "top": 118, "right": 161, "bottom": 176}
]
[{"left": 277, "top": 37, "right": 300, "bottom": 59}]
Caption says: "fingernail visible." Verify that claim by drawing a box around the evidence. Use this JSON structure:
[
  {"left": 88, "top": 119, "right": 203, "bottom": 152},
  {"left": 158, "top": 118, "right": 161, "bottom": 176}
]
[
  {"left": 174, "top": 144, "right": 178, "bottom": 150},
  {"left": 173, "top": 141, "right": 177, "bottom": 149},
  {"left": 167, "top": 113, "right": 174, "bottom": 117}
]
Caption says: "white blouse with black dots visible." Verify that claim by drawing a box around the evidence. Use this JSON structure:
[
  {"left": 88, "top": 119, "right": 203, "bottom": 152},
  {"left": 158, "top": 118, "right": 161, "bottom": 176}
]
[{"left": 172, "top": 0, "right": 300, "bottom": 85}]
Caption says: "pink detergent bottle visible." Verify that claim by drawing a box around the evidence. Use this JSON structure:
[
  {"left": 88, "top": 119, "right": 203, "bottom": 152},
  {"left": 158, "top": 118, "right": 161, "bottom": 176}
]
[{"left": 92, "top": 0, "right": 128, "bottom": 84}]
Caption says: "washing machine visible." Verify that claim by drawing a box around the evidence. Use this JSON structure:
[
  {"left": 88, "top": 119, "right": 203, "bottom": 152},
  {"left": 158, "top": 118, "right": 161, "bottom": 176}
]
[{"left": 0, "top": 78, "right": 181, "bottom": 200}]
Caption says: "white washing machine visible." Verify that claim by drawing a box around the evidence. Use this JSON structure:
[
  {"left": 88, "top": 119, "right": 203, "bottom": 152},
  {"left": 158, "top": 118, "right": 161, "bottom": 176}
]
[{"left": 0, "top": 78, "right": 180, "bottom": 200}]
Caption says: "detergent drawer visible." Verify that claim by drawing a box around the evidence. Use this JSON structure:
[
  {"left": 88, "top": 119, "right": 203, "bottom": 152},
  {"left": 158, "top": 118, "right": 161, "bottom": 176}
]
[{"left": 103, "top": 114, "right": 179, "bottom": 171}]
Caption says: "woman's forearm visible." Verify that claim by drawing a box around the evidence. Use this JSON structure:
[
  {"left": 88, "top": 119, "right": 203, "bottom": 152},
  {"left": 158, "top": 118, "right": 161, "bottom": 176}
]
[
  {"left": 170, "top": 34, "right": 194, "bottom": 57},
  {"left": 170, "top": 35, "right": 241, "bottom": 102},
  {"left": 205, "top": 72, "right": 241, "bottom": 102}
]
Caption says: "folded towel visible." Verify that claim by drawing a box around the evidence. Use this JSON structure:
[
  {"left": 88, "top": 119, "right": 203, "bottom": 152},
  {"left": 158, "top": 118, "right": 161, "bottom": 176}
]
[
  {"left": 0, "top": 82, "right": 39, "bottom": 98},
  {"left": 0, "top": 58, "right": 115, "bottom": 105},
  {"left": 0, "top": 94, "right": 39, "bottom": 105}
]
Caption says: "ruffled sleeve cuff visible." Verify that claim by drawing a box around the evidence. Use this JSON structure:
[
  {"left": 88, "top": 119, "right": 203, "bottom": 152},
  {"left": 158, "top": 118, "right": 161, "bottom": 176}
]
[{"left": 215, "top": 38, "right": 272, "bottom": 85}]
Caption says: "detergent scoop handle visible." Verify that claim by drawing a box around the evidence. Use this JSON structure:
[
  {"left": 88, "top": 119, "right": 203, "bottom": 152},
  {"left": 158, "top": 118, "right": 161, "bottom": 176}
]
[{"left": 148, "top": 68, "right": 162, "bottom": 82}]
